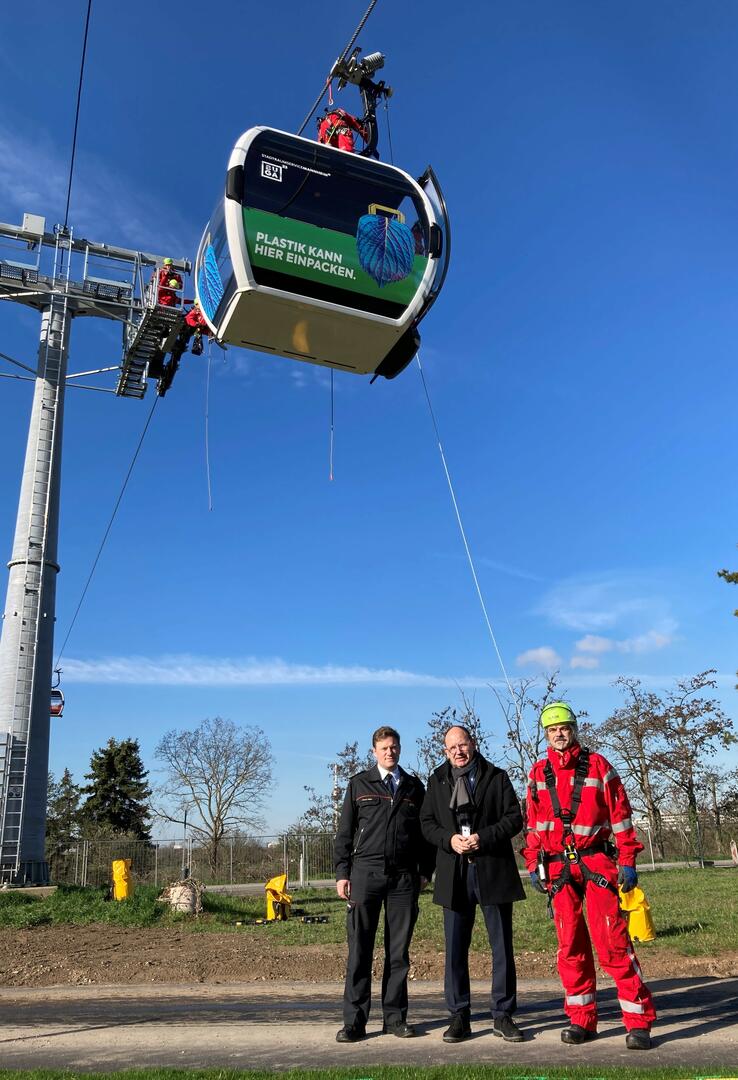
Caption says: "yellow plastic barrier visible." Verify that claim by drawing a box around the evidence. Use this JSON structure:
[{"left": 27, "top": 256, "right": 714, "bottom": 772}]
[
  {"left": 619, "top": 884, "right": 655, "bottom": 942},
  {"left": 265, "top": 872, "right": 291, "bottom": 921},
  {"left": 112, "top": 858, "right": 134, "bottom": 901}
]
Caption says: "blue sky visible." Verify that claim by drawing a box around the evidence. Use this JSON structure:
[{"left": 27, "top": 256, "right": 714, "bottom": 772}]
[{"left": 2, "top": 1, "right": 738, "bottom": 831}]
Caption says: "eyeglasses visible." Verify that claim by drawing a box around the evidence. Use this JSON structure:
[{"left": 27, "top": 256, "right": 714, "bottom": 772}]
[{"left": 445, "top": 741, "right": 472, "bottom": 754}]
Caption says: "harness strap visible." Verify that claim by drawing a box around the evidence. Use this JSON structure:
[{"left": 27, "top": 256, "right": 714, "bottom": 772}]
[
  {"left": 544, "top": 747, "right": 590, "bottom": 831},
  {"left": 548, "top": 857, "right": 619, "bottom": 903}
]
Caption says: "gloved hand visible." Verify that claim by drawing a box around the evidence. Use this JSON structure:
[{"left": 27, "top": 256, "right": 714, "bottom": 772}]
[
  {"left": 618, "top": 865, "right": 638, "bottom": 892},
  {"left": 529, "top": 871, "right": 547, "bottom": 894}
]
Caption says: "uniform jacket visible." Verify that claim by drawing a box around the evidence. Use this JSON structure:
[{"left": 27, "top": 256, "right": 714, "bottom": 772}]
[
  {"left": 334, "top": 766, "right": 435, "bottom": 881},
  {"left": 521, "top": 743, "right": 643, "bottom": 872},
  {"left": 420, "top": 754, "right": 526, "bottom": 909}
]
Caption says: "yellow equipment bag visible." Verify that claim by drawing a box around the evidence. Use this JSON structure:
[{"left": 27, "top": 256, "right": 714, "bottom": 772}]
[
  {"left": 112, "top": 858, "right": 134, "bottom": 901},
  {"left": 618, "top": 884, "right": 655, "bottom": 942},
  {"left": 265, "top": 873, "right": 291, "bottom": 921}
]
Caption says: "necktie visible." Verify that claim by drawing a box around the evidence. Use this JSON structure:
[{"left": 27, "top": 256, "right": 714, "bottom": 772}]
[{"left": 385, "top": 774, "right": 395, "bottom": 797}]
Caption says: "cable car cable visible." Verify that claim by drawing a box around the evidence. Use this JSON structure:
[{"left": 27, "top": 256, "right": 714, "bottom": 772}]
[
  {"left": 63, "top": 0, "right": 93, "bottom": 229},
  {"left": 415, "top": 354, "right": 534, "bottom": 743},
  {"left": 295, "top": 0, "right": 381, "bottom": 136},
  {"left": 54, "top": 392, "right": 160, "bottom": 668}
]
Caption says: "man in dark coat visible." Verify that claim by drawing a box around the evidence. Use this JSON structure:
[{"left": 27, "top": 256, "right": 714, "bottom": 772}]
[
  {"left": 334, "top": 725, "right": 435, "bottom": 1043},
  {"left": 421, "top": 724, "right": 526, "bottom": 1043}
]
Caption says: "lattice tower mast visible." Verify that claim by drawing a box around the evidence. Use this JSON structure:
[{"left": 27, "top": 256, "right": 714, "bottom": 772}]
[{"left": 0, "top": 212, "right": 190, "bottom": 884}]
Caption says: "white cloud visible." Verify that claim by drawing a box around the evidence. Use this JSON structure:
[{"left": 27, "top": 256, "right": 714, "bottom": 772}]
[
  {"left": 536, "top": 574, "right": 663, "bottom": 633},
  {"left": 516, "top": 646, "right": 562, "bottom": 669},
  {"left": 63, "top": 654, "right": 459, "bottom": 688},
  {"left": 573, "top": 623, "right": 675, "bottom": 661},
  {"left": 575, "top": 634, "right": 614, "bottom": 654},
  {"left": 477, "top": 557, "right": 544, "bottom": 583},
  {"left": 618, "top": 627, "right": 674, "bottom": 654},
  {"left": 570, "top": 655, "right": 600, "bottom": 670}
]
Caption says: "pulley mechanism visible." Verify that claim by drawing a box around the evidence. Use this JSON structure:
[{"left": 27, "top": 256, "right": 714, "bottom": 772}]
[{"left": 319, "top": 47, "right": 393, "bottom": 158}]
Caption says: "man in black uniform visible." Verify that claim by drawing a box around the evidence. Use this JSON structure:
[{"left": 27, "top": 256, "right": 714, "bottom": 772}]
[
  {"left": 421, "top": 724, "right": 526, "bottom": 1043},
  {"left": 334, "top": 725, "right": 435, "bottom": 1043}
]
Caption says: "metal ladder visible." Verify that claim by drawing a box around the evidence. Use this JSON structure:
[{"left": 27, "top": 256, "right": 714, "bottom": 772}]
[
  {"left": 117, "top": 286, "right": 185, "bottom": 398},
  {"left": 0, "top": 230, "right": 71, "bottom": 883}
]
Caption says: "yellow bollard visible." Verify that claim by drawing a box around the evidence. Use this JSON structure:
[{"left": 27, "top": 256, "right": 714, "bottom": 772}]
[
  {"left": 112, "top": 858, "right": 134, "bottom": 901},
  {"left": 619, "top": 884, "right": 655, "bottom": 942}
]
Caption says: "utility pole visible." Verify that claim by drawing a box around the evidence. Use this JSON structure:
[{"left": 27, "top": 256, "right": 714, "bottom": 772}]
[{"left": 0, "top": 213, "right": 190, "bottom": 884}]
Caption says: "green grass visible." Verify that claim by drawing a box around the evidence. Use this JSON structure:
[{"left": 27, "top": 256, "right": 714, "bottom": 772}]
[
  {"left": 1, "top": 1068, "right": 737, "bottom": 1080},
  {"left": 1, "top": 868, "right": 736, "bottom": 959}
]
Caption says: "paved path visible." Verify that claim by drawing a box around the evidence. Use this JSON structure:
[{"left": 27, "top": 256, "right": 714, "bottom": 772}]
[{"left": 0, "top": 977, "right": 736, "bottom": 1072}]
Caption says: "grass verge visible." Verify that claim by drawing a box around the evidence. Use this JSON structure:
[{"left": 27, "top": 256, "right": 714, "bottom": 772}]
[{"left": 0, "top": 868, "right": 736, "bottom": 958}]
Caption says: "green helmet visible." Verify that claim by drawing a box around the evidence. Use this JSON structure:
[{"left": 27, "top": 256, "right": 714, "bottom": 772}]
[
  {"left": 540, "top": 701, "right": 577, "bottom": 728},
  {"left": 163, "top": 257, "right": 173, "bottom": 266}
]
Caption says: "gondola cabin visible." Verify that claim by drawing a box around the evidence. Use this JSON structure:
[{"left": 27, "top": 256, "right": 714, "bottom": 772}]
[
  {"left": 50, "top": 688, "right": 64, "bottom": 718},
  {"left": 195, "top": 127, "right": 450, "bottom": 379}
]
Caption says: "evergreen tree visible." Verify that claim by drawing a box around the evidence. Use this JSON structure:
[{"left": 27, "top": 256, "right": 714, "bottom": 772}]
[
  {"left": 46, "top": 768, "right": 81, "bottom": 875},
  {"left": 80, "top": 737, "right": 152, "bottom": 841}
]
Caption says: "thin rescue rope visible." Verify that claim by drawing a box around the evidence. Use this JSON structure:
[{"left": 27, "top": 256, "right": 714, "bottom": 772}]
[
  {"left": 64, "top": 0, "right": 93, "bottom": 229},
  {"left": 205, "top": 341, "right": 214, "bottom": 510},
  {"left": 54, "top": 393, "right": 160, "bottom": 667},
  {"left": 296, "top": 0, "right": 381, "bottom": 136},
  {"left": 384, "top": 97, "right": 395, "bottom": 165},
  {"left": 329, "top": 369, "right": 335, "bottom": 481},
  {"left": 415, "top": 354, "right": 532, "bottom": 737}
]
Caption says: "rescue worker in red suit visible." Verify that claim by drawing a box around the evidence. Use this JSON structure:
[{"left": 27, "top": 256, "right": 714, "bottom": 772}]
[
  {"left": 318, "top": 108, "right": 368, "bottom": 153},
  {"left": 157, "top": 257, "right": 182, "bottom": 306},
  {"left": 521, "top": 702, "right": 656, "bottom": 1051},
  {"left": 184, "top": 300, "right": 210, "bottom": 355}
]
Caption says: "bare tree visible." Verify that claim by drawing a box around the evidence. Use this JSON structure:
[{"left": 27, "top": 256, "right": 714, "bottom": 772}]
[
  {"left": 290, "top": 740, "right": 374, "bottom": 833},
  {"left": 155, "top": 716, "right": 273, "bottom": 872},
  {"left": 491, "top": 673, "right": 562, "bottom": 797},
  {"left": 415, "top": 693, "right": 489, "bottom": 783},
  {"left": 585, "top": 677, "right": 669, "bottom": 859},
  {"left": 649, "top": 672, "right": 736, "bottom": 864}
]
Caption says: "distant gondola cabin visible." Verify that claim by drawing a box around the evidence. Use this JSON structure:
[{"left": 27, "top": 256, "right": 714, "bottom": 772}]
[{"left": 195, "top": 127, "right": 449, "bottom": 379}]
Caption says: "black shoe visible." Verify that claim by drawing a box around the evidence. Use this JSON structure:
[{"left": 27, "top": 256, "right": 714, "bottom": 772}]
[
  {"left": 336, "top": 1024, "right": 366, "bottom": 1043},
  {"left": 383, "top": 1021, "right": 416, "bottom": 1037},
  {"left": 443, "top": 1013, "right": 472, "bottom": 1043},
  {"left": 561, "top": 1024, "right": 596, "bottom": 1045},
  {"left": 626, "top": 1028, "right": 651, "bottom": 1050},
  {"left": 493, "top": 1014, "right": 524, "bottom": 1042}
]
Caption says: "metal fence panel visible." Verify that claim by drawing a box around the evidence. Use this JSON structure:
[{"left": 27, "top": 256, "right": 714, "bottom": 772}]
[{"left": 48, "top": 817, "right": 738, "bottom": 888}]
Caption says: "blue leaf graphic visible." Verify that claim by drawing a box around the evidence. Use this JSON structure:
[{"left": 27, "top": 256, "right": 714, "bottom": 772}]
[
  {"left": 198, "top": 243, "right": 224, "bottom": 321},
  {"left": 356, "top": 214, "right": 415, "bottom": 288}
]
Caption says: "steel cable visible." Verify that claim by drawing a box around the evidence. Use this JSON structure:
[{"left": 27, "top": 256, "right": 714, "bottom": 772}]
[
  {"left": 63, "top": 0, "right": 93, "bottom": 228},
  {"left": 296, "top": 0, "right": 381, "bottom": 136}
]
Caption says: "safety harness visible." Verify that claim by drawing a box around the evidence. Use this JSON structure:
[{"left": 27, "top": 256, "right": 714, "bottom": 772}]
[{"left": 542, "top": 748, "right": 619, "bottom": 912}]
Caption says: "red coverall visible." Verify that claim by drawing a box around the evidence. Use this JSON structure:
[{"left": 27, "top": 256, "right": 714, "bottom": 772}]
[
  {"left": 318, "top": 109, "right": 367, "bottom": 153},
  {"left": 157, "top": 267, "right": 182, "bottom": 307},
  {"left": 184, "top": 306, "right": 209, "bottom": 331},
  {"left": 522, "top": 744, "right": 656, "bottom": 1033}
]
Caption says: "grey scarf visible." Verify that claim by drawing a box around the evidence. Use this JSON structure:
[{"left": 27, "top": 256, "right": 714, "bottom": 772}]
[{"left": 449, "top": 760, "right": 476, "bottom": 814}]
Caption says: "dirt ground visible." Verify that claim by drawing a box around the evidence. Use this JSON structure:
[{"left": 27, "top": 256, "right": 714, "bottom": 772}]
[{"left": 2, "top": 926, "right": 737, "bottom": 987}]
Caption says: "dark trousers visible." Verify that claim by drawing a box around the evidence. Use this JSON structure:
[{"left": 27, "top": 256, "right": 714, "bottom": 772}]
[
  {"left": 343, "top": 866, "right": 419, "bottom": 1029},
  {"left": 443, "top": 861, "right": 517, "bottom": 1018}
]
